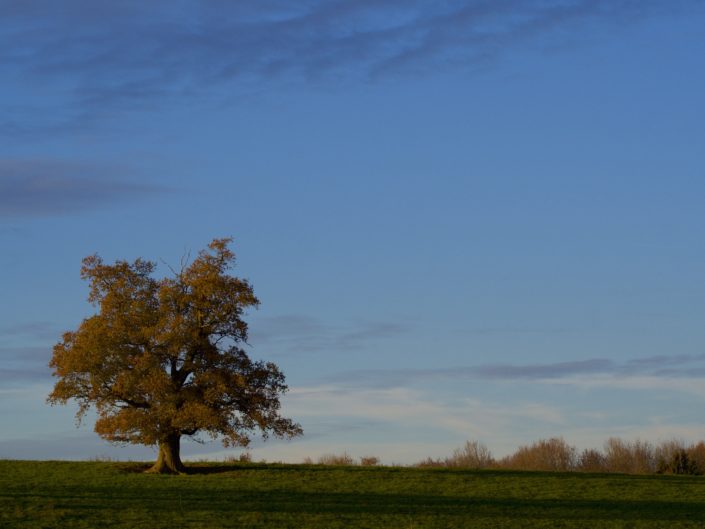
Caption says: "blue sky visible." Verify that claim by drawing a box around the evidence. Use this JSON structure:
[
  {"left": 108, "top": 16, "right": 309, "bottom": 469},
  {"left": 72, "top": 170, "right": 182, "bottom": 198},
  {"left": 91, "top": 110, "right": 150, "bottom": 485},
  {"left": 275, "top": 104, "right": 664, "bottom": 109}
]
[{"left": 1, "top": 0, "right": 705, "bottom": 463}]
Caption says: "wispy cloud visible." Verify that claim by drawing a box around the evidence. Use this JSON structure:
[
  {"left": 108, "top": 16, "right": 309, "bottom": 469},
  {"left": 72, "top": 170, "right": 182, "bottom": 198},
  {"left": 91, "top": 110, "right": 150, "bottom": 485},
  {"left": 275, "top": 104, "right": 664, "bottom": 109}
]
[
  {"left": 0, "top": 346, "right": 50, "bottom": 363},
  {"left": 0, "top": 432, "right": 156, "bottom": 460},
  {"left": 0, "top": 159, "right": 167, "bottom": 217},
  {"left": 0, "top": 346, "right": 52, "bottom": 387},
  {"left": 455, "top": 326, "right": 579, "bottom": 336},
  {"left": 249, "top": 314, "right": 407, "bottom": 355},
  {"left": 0, "top": 367, "right": 51, "bottom": 384},
  {"left": 328, "top": 353, "right": 705, "bottom": 388},
  {"left": 0, "top": 322, "right": 60, "bottom": 341},
  {"left": 287, "top": 384, "right": 566, "bottom": 439},
  {"left": 0, "top": 323, "right": 60, "bottom": 386},
  {"left": 546, "top": 374, "right": 705, "bottom": 400},
  {"left": 2, "top": 0, "right": 700, "bottom": 134}
]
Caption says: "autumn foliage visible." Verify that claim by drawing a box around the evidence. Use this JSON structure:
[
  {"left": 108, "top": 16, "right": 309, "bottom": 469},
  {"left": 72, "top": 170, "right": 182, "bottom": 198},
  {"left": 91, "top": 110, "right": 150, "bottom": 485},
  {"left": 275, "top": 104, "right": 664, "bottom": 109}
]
[
  {"left": 48, "top": 238, "right": 302, "bottom": 473},
  {"left": 417, "top": 437, "right": 705, "bottom": 475}
]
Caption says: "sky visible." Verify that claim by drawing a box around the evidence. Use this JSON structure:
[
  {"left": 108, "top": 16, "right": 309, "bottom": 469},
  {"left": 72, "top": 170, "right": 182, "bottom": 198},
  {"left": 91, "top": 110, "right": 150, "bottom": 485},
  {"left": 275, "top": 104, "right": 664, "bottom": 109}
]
[{"left": 1, "top": 0, "right": 705, "bottom": 464}]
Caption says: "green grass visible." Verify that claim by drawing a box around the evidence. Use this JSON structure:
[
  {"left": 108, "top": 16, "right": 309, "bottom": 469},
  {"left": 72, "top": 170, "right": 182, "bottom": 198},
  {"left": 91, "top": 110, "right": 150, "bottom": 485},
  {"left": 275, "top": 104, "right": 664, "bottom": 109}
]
[{"left": 2, "top": 460, "right": 705, "bottom": 528}]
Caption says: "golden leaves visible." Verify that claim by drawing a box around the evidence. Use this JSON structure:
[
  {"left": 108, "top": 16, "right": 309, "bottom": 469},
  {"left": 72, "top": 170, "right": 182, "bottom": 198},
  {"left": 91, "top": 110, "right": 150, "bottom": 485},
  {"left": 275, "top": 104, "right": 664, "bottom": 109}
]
[{"left": 48, "top": 238, "right": 302, "bottom": 449}]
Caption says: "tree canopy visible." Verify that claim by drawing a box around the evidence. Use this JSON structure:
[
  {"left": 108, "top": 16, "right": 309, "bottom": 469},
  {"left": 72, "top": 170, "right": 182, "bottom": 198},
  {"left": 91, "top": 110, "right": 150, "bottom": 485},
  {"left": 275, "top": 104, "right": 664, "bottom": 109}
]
[{"left": 48, "top": 238, "right": 302, "bottom": 473}]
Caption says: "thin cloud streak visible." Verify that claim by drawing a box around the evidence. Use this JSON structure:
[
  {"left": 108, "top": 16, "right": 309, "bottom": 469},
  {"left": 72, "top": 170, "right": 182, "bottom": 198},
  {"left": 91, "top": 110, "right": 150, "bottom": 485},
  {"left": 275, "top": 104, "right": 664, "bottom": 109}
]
[
  {"left": 0, "top": 346, "right": 53, "bottom": 387},
  {"left": 328, "top": 354, "right": 705, "bottom": 388},
  {"left": 0, "top": 346, "right": 51, "bottom": 363},
  {"left": 0, "top": 322, "right": 60, "bottom": 341},
  {"left": 2, "top": 0, "right": 701, "bottom": 133},
  {"left": 0, "top": 367, "right": 52, "bottom": 385},
  {"left": 0, "top": 433, "right": 212, "bottom": 461},
  {"left": 287, "top": 385, "right": 566, "bottom": 438},
  {"left": 0, "top": 159, "right": 168, "bottom": 217},
  {"left": 456, "top": 326, "right": 580, "bottom": 336},
  {"left": 249, "top": 314, "right": 408, "bottom": 355}
]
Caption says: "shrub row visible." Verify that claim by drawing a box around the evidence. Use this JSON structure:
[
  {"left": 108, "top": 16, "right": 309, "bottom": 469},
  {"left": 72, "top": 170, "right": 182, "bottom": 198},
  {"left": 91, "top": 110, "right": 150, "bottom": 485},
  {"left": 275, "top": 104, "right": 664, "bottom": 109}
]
[
  {"left": 417, "top": 438, "right": 705, "bottom": 475},
  {"left": 301, "top": 453, "right": 380, "bottom": 466}
]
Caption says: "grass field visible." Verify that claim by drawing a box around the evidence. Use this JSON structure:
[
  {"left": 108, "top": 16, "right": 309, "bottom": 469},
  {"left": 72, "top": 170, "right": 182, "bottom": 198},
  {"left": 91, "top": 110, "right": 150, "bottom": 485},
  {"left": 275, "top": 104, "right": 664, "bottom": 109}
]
[{"left": 2, "top": 460, "right": 705, "bottom": 528}]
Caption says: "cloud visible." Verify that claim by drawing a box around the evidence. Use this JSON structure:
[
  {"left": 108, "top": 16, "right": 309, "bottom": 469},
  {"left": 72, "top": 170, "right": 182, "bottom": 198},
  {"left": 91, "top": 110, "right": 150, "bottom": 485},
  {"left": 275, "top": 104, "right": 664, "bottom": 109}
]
[
  {"left": 0, "top": 322, "right": 60, "bottom": 341},
  {"left": 0, "top": 367, "right": 51, "bottom": 385},
  {"left": 624, "top": 353, "right": 705, "bottom": 369},
  {"left": 296, "top": 385, "right": 557, "bottom": 432},
  {"left": 546, "top": 374, "right": 705, "bottom": 400},
  {"left": 327, "top": 353, "right": 705, "bottom": 388},
  {"left": 0, "top": 323, "right": 60, "bottom": 386},
  {"left": 0, "top": 346, "right": 50, "bottom": 363},
  {"left": 474, "top": 358, "right": 614, "bottom": 378},
  {"left": 0, "top": 432, "right": 215, "bottom": 461},
  {"left": 2, "top": 0, "right": 700, "bottom": 133},
  {"left": 286, "top": 384, "right": 567, "bottom": 443},
  {"left": 248, "top": 314, "right": 407, "bottom": 355},
  {"left": 0, "top": 346, "right": 52, "bottom": 386},
  {"left": 455, "top": 326, "right": 579, "bottom": 336},
  {"left": 0, "top": 159, "right": 167, "bottom": 217}
]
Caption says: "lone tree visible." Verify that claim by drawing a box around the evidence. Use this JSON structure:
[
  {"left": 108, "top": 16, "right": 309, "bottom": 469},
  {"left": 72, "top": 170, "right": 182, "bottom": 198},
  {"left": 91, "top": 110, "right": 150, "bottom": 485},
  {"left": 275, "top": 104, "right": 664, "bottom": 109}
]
[{"left": 48, "top": 238, "right": 302, "bottom": 473}]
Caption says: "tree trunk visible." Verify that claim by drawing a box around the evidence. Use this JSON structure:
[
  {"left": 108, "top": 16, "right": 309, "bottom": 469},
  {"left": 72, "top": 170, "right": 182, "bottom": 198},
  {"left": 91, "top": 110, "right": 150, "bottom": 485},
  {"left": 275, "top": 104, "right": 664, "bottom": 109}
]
[{"left": 147, "top": 434, "right": 185, "bottom": 474}]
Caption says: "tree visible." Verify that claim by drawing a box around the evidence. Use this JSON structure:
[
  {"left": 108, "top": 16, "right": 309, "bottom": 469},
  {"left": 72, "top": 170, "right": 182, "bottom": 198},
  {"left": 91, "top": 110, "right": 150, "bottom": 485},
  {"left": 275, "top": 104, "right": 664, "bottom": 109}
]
[{"left": 48, "top": 238, "right": 302, "bottom": 473}]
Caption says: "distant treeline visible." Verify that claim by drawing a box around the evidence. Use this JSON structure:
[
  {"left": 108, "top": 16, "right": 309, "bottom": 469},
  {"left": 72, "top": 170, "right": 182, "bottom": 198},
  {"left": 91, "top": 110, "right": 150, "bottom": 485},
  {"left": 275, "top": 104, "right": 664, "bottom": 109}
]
[
  {"left": 417, "top": 438, "right": 705, "bottom": 475},
  {"left": 294, "top": 438, "right": 705, "bottom": 475}
]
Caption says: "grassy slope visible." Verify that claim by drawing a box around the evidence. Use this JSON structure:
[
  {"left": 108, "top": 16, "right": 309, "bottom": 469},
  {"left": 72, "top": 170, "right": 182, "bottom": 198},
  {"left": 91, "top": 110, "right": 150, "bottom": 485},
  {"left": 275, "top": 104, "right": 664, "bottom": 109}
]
[{"left": 2, "top": 460, "right": 705, "bottom": 528}]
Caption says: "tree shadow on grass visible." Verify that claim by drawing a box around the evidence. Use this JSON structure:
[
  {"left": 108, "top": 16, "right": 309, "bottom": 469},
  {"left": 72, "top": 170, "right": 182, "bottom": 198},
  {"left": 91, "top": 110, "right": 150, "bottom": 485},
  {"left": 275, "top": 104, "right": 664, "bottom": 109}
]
[
  {"left": 115, "top": 463, "right": 152, "bottom": 473},
  {"left": 116, "top": 462, "right": 322, "bottom": 475},
  {"left": 187, "top": 464, "right": 376, "bottom": 475},
  {"left": 65, "top": 485, "right": 705, "bottom": 523}
]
